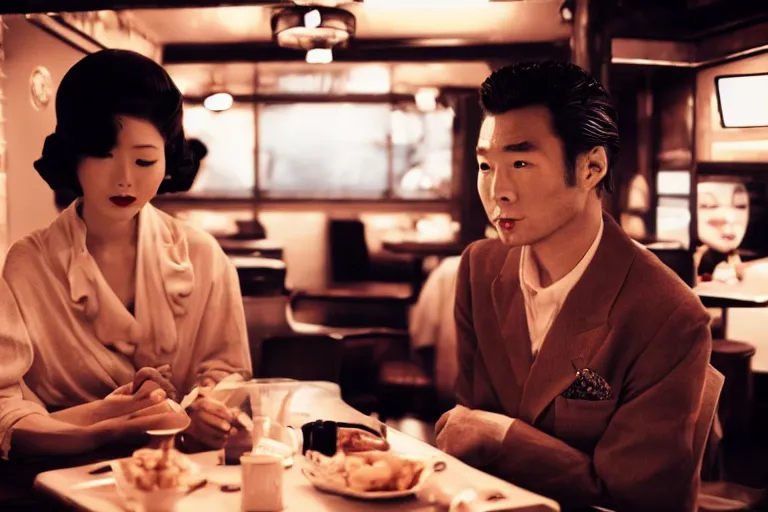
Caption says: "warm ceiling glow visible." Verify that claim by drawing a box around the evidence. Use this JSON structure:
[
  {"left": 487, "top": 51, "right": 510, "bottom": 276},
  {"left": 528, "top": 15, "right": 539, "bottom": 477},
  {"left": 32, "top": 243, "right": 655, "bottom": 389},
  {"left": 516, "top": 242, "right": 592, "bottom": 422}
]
[
  {"left": 306, "top": 48, "right": 333, "bottom": 64},
  {"left": 203, "top": 92, "right": 233, "bottom": 112},
  {"left": 363, "top": 0, "right": 488, "bottom": 8}
]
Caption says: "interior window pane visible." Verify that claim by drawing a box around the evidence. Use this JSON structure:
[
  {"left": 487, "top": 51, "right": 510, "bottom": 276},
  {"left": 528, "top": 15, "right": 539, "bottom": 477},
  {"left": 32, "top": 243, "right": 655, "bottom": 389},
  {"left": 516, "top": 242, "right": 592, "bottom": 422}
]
[
  {"left": 258, "top": 103, "right": 391, "bottom": 199},
  {"left": 183, "top": 104, "right": 256, "bottom": 195},
  {"left": 657, "top": 170, "right": 690, "bottom": 195},
  {"left": 391, "top": 107, "right": 454, "bottom": 200},
  {"left": 656, "top": 196, "right": 691, "bottom": 249}
]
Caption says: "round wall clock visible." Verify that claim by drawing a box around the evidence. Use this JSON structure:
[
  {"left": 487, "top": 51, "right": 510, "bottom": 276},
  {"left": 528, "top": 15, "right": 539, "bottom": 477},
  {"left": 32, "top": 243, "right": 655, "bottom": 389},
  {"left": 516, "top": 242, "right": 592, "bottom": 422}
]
[{"left": 29, "top": 66, "right": 53, "bottom": 111}]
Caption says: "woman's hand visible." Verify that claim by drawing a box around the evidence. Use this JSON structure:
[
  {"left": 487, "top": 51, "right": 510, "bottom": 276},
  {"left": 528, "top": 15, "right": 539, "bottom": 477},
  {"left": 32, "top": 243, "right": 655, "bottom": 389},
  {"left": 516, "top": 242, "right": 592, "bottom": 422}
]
[
  {"left": 50, "top": 380, "right": 169, "bottom": 427},
  {"left": 89, "top": 402, "right": 191, "bottom": 447},
  {"left": 129, "top": 365, "right": 177, "bottom": 401},
  {"left": 13, "top": 391, "right": 187, "bottom": 457},
  {"left": 183, "top": 396, "right": 235, "bottom": 450}
]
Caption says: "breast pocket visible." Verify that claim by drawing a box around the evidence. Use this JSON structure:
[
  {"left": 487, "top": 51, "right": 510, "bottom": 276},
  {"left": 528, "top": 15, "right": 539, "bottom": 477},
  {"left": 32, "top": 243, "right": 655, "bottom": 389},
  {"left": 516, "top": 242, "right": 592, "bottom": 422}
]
[{"left": 553, "top": 396, "right": 618, "bottom": 454}]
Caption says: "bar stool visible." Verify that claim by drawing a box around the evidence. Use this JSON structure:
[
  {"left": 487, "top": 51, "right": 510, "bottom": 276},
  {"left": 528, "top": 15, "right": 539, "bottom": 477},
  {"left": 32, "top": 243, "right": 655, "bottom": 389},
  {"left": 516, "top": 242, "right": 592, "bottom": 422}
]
[{"left": 710, "top": 339, "right": 756, "bottom": 444}]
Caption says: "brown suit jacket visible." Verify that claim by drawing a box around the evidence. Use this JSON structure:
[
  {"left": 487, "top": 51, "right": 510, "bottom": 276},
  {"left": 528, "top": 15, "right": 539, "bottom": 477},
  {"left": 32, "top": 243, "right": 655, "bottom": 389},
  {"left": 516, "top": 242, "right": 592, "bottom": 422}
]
[{"left": 455, "top": 214, "right": 712, "bottom": 512}]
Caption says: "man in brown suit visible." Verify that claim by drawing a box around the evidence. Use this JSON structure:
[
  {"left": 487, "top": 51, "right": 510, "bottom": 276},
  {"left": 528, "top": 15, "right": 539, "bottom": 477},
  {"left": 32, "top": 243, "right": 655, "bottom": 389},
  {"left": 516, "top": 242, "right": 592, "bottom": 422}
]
[{"left": 435, "top": 62, "right": 712, "bottom": 511}]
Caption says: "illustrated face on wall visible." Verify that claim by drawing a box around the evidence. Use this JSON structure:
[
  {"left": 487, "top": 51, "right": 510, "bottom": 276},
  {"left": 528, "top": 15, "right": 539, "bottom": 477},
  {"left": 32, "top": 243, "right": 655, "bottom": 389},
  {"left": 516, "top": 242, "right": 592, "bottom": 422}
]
[{"left": 697, "top": 180, "right": 750, "bottom": 254}]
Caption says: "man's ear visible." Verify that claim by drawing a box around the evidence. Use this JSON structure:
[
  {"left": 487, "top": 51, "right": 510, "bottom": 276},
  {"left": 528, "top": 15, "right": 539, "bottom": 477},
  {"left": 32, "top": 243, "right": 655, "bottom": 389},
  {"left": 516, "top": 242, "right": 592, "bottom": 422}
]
[{"left": 576, "top": 146, "right": 608, "bottom": 192}]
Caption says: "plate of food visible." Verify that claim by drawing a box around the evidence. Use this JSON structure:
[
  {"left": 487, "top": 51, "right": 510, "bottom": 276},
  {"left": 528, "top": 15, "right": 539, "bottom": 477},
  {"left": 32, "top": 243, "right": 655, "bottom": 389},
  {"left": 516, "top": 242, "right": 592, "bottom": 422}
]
[
  {"left": 301, "top": 449, "right": 446, "bottom": 500},
  {"left": 111, "top": 445, "right": 205, "bottom": 512}
]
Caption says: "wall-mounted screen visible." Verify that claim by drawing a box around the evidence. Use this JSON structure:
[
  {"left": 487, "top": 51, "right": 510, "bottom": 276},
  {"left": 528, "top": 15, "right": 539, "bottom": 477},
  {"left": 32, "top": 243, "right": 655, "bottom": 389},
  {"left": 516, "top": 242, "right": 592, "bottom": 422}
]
[{"left": 715, "top": 73, "right": 768, "bottom": 128}]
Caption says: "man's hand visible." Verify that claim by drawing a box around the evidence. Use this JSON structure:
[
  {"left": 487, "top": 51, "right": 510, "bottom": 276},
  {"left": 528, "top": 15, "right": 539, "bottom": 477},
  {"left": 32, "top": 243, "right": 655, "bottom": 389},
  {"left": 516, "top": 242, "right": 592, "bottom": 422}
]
[
  {"left": 184, "top": 396, "right": 235, "bottom": 450},
  {"left": 435, "top": 405, "right": 514, "bottom": 468}
]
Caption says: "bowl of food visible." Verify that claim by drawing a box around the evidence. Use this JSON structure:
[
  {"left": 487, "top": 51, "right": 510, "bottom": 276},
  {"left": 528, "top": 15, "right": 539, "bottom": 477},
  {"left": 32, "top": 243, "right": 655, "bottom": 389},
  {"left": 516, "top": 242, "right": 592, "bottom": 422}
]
[
  {"left": 301, "top": 449, "right": 446, "bottom": 500},
  {"left": 111, "top": 445, "right": 203, "bottom": 512}
]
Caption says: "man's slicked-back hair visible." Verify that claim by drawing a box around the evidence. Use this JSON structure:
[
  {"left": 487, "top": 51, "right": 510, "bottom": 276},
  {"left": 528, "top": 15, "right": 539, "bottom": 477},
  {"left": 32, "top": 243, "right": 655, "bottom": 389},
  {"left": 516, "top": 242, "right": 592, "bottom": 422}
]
[{"left": 479, "top": 61, "right": 620, "bottom": 194}]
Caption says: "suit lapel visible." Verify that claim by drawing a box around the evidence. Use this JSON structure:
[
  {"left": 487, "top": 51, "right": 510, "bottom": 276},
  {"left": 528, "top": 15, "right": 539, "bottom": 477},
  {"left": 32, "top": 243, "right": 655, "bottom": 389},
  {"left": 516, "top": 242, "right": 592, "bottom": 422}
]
[
  {"left": 518, "top": 214, "right": 638, "bottom": 425},
  {"left": 491, "top": 248, "right": 534, "bottom": 416}
]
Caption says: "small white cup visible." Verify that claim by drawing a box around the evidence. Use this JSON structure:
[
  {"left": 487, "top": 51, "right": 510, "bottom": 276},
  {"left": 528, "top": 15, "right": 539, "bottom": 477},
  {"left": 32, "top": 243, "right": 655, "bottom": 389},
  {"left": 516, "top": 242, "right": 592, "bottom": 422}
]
[{"left": 240, "top": 452, "right": 284, "bottom": 512}]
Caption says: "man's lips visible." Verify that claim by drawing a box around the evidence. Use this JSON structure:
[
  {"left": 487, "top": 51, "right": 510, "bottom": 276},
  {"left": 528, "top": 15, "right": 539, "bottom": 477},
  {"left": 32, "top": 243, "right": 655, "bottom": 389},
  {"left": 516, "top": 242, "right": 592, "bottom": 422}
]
[
  {"left": 110, "top": 196, "right": 136, "bottom": 207},
  {"left": 496, "top": 217, "right": 520, "bottom": 231}
]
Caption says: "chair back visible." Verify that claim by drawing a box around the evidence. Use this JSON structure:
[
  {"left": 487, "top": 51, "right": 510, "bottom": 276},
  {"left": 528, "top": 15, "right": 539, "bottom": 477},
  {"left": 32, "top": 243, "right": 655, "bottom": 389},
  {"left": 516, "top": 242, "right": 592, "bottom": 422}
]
[
  {"left": 594, "top": 365, "right": 726, "bottom": 512},
  {"left": 329, "top": 219, "right": 370, "bottom": 282},
  {"left": 695, "top": 365, "right": 726, "bottom": 477},
  {"left": 233, "top": 257, "right": 287, "bottom": 296},
  {"left": 258, "top": 334, "right": 345, "bottom": 384},
  {"left": 647, "top": 247, "right": 695, "bottom": 287},
  {"left": 243, "top": 295, "right": 294, "bottom": 374}
]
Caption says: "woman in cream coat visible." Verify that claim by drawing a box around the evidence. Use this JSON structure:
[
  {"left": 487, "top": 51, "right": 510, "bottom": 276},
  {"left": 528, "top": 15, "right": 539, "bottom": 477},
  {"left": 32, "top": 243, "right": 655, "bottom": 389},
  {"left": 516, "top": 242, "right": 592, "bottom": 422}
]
[{"left": 0, "top": 49, "right": 251, "bottom": 459}]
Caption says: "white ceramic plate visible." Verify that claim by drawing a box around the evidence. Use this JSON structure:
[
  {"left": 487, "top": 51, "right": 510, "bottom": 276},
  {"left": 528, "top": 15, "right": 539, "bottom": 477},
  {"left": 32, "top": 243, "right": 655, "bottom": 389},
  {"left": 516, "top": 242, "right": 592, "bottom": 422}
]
[{"left": 300, "top": 451, "right": 446, "bottom": 500}]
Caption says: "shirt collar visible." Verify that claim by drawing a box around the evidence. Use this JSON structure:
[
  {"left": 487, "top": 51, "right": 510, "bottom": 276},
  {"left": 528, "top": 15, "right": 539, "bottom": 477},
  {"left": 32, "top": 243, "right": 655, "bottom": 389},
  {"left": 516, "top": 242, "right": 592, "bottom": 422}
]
[{"left": 520, "top": 217, "right": 605, "bottom": 301}]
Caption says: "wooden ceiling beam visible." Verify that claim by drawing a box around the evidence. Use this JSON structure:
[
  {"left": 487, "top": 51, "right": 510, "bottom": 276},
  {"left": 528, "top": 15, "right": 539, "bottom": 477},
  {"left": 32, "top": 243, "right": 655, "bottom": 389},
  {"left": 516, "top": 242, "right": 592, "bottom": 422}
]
[{"left": 162, "top": 40, "right": 568, "bottom": 64}]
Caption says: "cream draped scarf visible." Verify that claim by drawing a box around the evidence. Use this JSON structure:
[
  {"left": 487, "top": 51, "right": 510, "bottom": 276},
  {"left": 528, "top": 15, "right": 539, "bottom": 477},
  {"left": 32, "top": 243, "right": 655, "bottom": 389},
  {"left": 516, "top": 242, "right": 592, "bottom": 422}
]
[{"left": 63, "top": 199, "right": 195, "bottom": 364}]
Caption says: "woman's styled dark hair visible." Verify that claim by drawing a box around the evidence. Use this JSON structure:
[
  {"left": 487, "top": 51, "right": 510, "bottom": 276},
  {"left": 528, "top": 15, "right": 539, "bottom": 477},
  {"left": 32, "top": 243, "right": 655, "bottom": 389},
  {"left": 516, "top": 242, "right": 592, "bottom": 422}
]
[
  {"left": 34, "top": 49, "right": 196, "bottom": 195},
  {"left": 188, "top": 138, "right": 208, "bottom": 160},
  {"left": 479, "top": 61, "right": 620, "bottom": 194}
]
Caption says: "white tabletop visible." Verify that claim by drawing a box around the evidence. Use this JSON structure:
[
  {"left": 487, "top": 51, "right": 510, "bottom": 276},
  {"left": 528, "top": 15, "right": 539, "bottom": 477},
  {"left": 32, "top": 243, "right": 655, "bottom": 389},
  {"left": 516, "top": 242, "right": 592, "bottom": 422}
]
[{"left": 33, "top": 384, "right": 559, "bottom": 512}]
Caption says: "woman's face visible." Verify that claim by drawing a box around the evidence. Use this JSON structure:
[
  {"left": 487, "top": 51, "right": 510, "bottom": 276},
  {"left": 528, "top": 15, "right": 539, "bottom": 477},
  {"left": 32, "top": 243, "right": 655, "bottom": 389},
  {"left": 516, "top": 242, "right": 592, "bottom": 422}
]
[
  {"left": 697, "top": 181, "right": 750, "bottom": 253},
  {"left": 77, "top": 115, "right": 165, "bottom": 222}
]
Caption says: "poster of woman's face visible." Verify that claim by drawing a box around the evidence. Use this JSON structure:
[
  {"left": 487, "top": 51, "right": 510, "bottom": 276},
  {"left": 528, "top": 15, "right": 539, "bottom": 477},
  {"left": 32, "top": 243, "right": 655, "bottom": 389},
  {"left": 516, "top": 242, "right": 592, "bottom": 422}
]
[{"left": 697, "top": 180, "right": 750, "bottom": 254}]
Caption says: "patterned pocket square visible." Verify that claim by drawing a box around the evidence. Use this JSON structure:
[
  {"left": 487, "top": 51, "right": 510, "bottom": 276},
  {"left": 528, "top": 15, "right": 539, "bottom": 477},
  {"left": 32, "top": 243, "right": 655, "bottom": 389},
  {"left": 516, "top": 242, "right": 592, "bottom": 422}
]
[{"left": 561, "top": 367, "right": 612, "bottom": 401}]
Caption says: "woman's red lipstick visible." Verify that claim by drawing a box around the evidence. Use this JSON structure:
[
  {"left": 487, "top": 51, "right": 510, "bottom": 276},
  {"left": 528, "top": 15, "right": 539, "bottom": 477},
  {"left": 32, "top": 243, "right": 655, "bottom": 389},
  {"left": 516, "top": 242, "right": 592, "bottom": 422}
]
[{"left": 110, "top": 196, "right": 136, "bottom": 207}]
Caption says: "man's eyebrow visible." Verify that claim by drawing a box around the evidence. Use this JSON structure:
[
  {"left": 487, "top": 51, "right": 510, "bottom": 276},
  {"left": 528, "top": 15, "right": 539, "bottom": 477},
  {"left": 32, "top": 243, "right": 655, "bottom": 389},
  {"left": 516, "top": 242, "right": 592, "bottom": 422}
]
[
  {"left": 476, "top": 141, "right": 537, "bottom": 155},
  {"left": 502, "top": 141, "right": 536, "bottom": 152}
]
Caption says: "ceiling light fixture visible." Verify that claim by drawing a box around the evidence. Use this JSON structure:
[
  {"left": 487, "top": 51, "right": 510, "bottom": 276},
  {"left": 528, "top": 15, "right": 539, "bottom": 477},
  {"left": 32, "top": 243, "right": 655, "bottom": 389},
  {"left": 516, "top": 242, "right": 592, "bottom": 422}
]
[
  {"left": 203, "top": 92, "right": 233, "bottom": 112},
  {"left": 272, "top": 6, "right": 355, "bottom": 52},
  {"left": 362, "top": 0, "right": 488, "bottom": 9}
]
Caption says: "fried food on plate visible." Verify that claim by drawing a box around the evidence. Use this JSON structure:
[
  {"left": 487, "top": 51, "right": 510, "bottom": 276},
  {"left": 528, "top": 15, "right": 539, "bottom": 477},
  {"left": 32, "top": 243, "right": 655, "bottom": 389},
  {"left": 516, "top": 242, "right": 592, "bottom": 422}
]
[
  {"left": 120, "top": 447, "right": 193, "bottom": 492},
  {"left": 307, "top": 449, "right": 426, "bottom": 493}
]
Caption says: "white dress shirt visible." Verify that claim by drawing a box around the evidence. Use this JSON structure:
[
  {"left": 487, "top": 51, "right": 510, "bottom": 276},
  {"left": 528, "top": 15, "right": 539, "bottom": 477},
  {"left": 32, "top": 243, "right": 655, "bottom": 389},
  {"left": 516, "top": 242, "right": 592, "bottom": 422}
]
[{"left": 520, "top": 219, "right": 604, "bottom": 356}]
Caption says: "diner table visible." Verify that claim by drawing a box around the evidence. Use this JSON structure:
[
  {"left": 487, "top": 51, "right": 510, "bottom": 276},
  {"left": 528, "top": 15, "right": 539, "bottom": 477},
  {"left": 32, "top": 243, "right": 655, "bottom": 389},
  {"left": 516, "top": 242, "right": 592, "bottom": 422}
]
[
  {"left": 381, "top": 237, "right": 463, "bottom": 297},
  {"left": 33, "top": 382, "right": 559, "bottom": 512},
  {"left": 218, "top": 238, "right": 284, "bottom": 259},
  {"left": 694, "top": 280, "right": 768, "bottom": 334}
]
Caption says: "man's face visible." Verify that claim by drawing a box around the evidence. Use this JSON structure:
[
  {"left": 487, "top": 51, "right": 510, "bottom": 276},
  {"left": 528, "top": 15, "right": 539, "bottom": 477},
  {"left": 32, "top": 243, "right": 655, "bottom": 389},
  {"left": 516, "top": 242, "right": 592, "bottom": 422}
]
[{"left": 476, "top": 105, "right": 594, "bottom": 247}]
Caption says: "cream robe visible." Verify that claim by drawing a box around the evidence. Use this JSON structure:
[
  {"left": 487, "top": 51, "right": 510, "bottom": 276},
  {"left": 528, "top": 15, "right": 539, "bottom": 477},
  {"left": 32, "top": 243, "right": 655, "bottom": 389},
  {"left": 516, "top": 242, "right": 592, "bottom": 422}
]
[{"left": 0, "top": 200, "right": 252, "bottom": 457}]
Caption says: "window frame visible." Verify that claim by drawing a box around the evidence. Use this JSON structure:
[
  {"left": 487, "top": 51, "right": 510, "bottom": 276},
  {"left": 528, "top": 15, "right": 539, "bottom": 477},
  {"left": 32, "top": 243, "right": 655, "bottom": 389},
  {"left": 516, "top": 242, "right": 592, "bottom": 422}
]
[{"left": 179, "top": 95, "right": 455, "bottom": 204}]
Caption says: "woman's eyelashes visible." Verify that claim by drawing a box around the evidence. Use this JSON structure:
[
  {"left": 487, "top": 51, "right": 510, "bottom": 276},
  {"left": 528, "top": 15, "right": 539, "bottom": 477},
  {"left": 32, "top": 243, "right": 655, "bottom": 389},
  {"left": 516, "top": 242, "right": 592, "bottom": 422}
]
[{"left": 89, "top": 153, "right": 157, "bottom": 168}]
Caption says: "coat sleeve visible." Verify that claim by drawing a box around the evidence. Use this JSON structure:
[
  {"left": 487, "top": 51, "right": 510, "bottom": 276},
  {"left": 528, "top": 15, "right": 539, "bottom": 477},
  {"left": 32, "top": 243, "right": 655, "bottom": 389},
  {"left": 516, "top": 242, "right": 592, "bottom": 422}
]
[
  {"left": 0, "top": 274, "right": 49, "bottom": 459},
  {"left": 191, "top": 248, "right": 253, "bottom": 388},
  {"left": 454, "top": 243, "right": 479, "bottom": 407}
]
